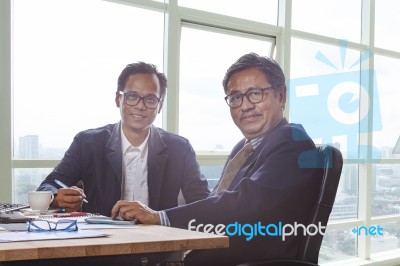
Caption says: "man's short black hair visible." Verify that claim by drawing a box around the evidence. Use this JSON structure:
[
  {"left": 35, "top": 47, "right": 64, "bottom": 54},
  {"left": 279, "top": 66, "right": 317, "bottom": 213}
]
[
  {"left": 222, "top": 53, "right": 286, "bottom": 94},
  {"left": 117, "top": 62, "right": 167, "bottom": 98}
]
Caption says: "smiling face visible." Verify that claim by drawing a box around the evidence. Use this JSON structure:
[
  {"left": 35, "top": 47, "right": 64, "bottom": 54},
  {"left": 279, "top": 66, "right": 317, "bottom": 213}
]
[
  {"left": 227, "top": 68, "right": 286, "bottom": 140},
  {"left": 115, "top": 73, "right": 163, "bottom": 143}
]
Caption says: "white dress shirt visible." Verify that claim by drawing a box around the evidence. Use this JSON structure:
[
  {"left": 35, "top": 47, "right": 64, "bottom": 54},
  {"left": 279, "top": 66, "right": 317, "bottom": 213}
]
[{"left": 121, "top": 126, "right": 150, "bottom": 206}]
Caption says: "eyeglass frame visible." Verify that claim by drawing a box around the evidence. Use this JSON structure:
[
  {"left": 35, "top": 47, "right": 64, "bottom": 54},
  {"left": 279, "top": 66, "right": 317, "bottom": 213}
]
[
  {"left": 28, "top": 219, "right": 78, "bottom": 232},
  {"left": 224, "top": 87, "right": 273, "bottom": 108},
  {"left": 118, "top": 91, "right": 161, "bottom": 109}
]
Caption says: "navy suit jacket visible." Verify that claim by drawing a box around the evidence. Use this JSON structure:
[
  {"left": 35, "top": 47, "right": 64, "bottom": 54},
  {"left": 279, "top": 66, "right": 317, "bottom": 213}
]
[
  {"left": 38, "top": 122, "right": 210, "bottom": 216},
  {"left": 165, "top": 119, "right": 322, "bottom": 265}
]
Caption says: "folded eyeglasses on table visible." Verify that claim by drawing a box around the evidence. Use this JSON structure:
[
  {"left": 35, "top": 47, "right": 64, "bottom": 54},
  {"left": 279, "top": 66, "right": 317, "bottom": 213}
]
[{"left": 28, "top": 219, "right": 78, "bottom": 232}]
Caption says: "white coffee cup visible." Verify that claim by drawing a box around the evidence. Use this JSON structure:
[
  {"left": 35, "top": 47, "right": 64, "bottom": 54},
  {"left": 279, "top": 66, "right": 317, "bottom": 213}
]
[{"left": 28, "top": 191, "right": 54, "bottom": 211}]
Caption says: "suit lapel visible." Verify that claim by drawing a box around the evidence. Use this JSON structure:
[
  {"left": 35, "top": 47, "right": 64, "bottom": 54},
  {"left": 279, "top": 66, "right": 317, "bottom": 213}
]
[
  {"left": 147, "top": 125, "right": 167, "bottom": 209},
  {"left": 106, "top": 122, "right": 123, "bottom": 194}
]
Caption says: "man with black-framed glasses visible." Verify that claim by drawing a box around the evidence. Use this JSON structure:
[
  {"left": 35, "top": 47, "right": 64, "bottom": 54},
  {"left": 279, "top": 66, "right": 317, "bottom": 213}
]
[
  {"left": 37, "top": 62, "right": 210, "bottom": 216},
  {"left": 111, "top": 54, "right": 322, "bottom": 265}
]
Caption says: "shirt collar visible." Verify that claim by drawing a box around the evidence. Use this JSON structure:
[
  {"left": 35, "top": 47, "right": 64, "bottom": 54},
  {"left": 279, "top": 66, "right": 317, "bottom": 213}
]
[
  {"left": 247, "top": 118, "right": 286, "bottom": 150},
  {"left": 121, "top": 124, "right": 151, "bottom": 155}
]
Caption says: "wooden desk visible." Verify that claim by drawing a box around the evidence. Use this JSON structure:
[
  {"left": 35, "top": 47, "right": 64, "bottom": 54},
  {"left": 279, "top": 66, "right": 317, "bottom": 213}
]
[{"left": 0, "top": 225, "right": 228, "bottom": 265}]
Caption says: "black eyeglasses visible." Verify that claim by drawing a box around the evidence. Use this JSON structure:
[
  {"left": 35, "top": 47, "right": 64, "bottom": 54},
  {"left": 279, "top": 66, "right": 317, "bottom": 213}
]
[
  {"left": 119, "top": 91, "right": 161, "bottom": 109},
  {"left": 28, "top": 219, "right": 78, "bottom": 232},
  {"left": 224, "top": 87, "right": 273, "bottom": 108}
]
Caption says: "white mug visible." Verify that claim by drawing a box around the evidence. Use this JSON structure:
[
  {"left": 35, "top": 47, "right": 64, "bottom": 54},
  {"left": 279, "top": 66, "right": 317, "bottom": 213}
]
[{"left": 28, "top": 191, "right": 54, "bottom": 211}]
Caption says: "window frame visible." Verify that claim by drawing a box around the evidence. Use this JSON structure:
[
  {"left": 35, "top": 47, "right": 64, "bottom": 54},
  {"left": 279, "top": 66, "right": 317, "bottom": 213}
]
[{"left": 1, "top": 0, "right": 400, "bottom": 264}]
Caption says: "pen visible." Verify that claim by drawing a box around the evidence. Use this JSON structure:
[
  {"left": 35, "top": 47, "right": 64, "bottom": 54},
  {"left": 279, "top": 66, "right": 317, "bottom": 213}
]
[{"left": 54, "top": 179, "right": 89, "bottom": 203}]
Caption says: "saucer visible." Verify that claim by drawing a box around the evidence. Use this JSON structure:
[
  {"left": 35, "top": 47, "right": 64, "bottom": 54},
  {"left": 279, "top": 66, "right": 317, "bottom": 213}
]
[{"left": 21, "top": 208, "right": 59, "bottom": 216}]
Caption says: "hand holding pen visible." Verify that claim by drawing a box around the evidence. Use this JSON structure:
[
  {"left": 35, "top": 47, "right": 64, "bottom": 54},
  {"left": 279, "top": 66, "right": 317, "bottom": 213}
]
[
  {"left": 55, "top": 180, "right": 88, "bottom": 203},
  {"left": 53, "top": 179, "right": 88, "bottom": 212}
]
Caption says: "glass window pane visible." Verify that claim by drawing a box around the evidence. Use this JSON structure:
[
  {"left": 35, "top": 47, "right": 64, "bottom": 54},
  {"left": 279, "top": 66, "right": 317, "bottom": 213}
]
[
  {"left": 200, "top": 165, "right": 223, "bottom": 191},
  {"left": 373, "top": 55, "right": 400, "bottom": 156},
  {"left": 292, "top": 0, "right": 361, "bottom": 43},
  {"left": 290, "top": 38, "right": 363, "bottom": 160},
  {"left": 319, "top": 225, "right": 357, "bottom": 263},
  {"left": 329, "top": 164, "right": 358, "bottom": 220},
  {"left": 179, "top": 26, "right": 274, "bottom": 152},
  {"left": 13, "top": 168, "right": 52, "bottom": 204},
  {"left": 375, "top": 0, "right": 400, "bottom": 52},
  {"left": 370, "top": 222, "right": 400, "bottom": 254},
  {"left": 178, "top": 0, "right": 278, "bottom": 25},
  {"left": 372, "top": 164, "right": 400, "bottom": 217},
  {"left": 12, "top": 0, "right": 164, "bottom": 159}
]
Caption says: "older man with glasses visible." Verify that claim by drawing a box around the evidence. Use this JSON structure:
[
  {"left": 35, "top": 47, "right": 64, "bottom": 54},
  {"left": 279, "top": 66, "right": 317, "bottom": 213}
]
[
  {"left": 111, "top": 53, "right": 322, "bottom": 266},
  {"left": 37, "top": 62, "right": 210, "bottom": 216}
]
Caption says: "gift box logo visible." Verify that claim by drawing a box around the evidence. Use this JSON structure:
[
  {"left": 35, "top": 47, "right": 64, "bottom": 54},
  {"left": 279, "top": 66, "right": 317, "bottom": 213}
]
[{"left": 289, "top": 40, "right": 382, "bottom": 162}]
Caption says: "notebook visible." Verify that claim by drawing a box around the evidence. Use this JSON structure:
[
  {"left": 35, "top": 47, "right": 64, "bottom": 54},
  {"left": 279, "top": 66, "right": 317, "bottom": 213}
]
[{"left": 38, "top": 212, "right": 106, "bottom": 223}]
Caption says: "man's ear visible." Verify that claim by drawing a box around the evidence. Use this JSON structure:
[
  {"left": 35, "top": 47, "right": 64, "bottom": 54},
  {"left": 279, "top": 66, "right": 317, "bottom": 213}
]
[
  {"left": 279, "top": 86, "right": 287, "bottom": 104},
  {"left": 115, "top": 91, "right": 121, "bottom": 108}
]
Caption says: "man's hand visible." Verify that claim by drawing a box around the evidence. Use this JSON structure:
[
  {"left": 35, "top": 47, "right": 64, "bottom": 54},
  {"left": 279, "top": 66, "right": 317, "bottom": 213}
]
[
  {"left": 51, "top": 187, "right": 86, "bottom": 212},
  {"left": 111, "top": 200, "right": 160, "bottom": 225}
]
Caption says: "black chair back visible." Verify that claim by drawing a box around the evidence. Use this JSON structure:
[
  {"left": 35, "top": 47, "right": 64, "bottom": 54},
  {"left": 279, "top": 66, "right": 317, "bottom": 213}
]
[
  {"left": 237, "top": 144, "right": 343, "bottom": 266},
  {"left": 297, "top": 144, "right": 343, "bottom": 264}
]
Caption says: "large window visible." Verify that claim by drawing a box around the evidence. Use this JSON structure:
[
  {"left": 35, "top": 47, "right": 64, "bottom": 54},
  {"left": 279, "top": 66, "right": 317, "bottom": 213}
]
[
  {"left": 178, "top": 0, "right": 278, "bottom": 25},
  {"left": 290, "top": 38, "right": 363, "bottom": 159},
  {"left": 290, "top": 36, "right": 365, "bottom": 264},
  {"left": 1, "top": 0, "right": 400, "bottom": 264},
  {"left": 290, "top": 0, "right": 400, "bottom": 263},
  {"left": 179, "top": 25, "right": 274, "bottom": 152},
  {"left": 11, "top": 0, "right": 164, "bottom": 202},
  {"left": 375, "top": 0, "right": 400, "bottom": 52},
  {"left": 371, "top": 56, "right": 400, "bottom": 222},
  {"left": 373, "top": 55, "right": 400, "bottom": 154},
  {"left": 291, "top": 0, "right": 361, "bottom": 43},
  {"left": 12, "top": 0, "right": 164, "bottom": 159}
]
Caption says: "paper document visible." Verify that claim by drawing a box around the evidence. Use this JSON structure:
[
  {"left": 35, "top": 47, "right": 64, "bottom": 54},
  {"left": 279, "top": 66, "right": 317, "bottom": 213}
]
[
  {"left": 0, "top": 223, "right": 27, "bottom": 232},
  {"left": 78, "top": 223, "right": 138, "bottom": 230}
]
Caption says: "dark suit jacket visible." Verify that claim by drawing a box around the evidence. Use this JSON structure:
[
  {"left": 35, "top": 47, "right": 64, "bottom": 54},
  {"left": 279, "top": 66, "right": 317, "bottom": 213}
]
[
  {"left": 38, "top": 123, "right": 210, "bottom": 216},
  {"left": 165, "top": 119, "right": 322, "bottom": 265}
]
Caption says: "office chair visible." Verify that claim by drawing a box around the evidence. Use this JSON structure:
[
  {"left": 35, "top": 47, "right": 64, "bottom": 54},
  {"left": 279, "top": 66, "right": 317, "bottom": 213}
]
[{"left": 237, "top": 144, "right": 343, "bottom": 266}]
